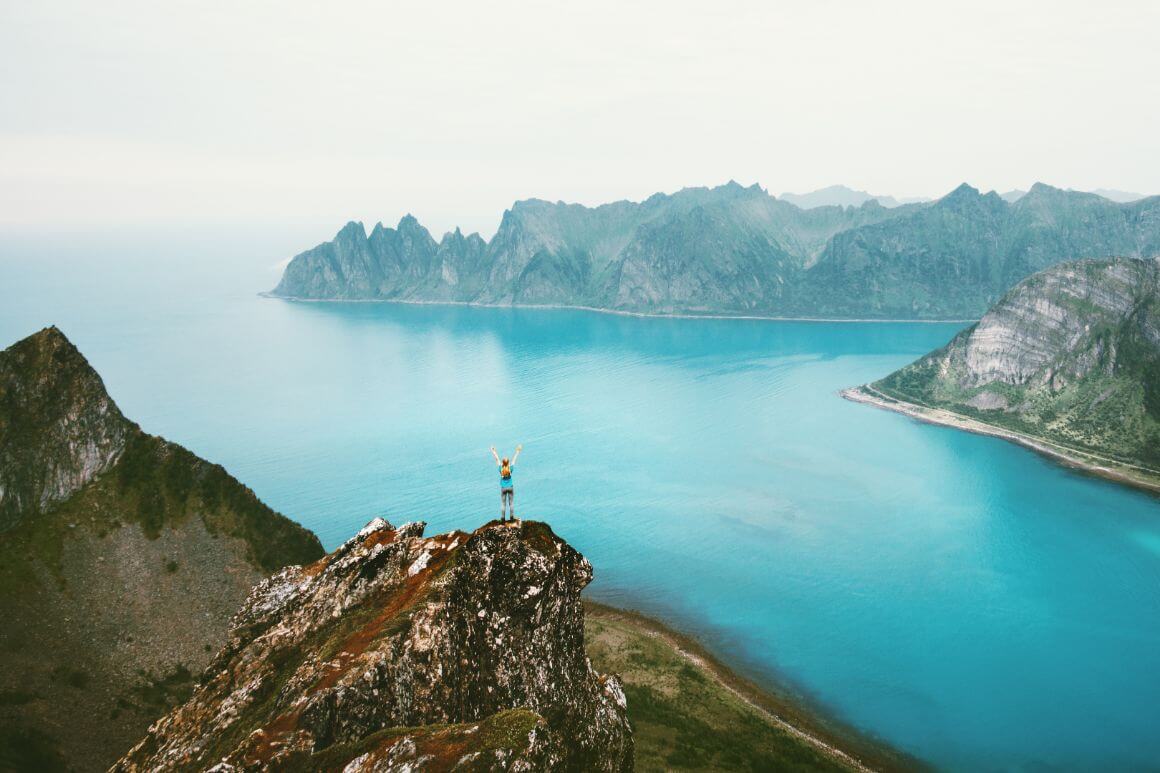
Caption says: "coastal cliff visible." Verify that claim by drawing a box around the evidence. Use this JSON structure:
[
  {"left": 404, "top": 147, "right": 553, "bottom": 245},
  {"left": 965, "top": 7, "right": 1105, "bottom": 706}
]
[
  {"left": 0, "top": 328, "right": 325, "bottom": 771},
  {"left": 114, "top": 518, "right": 633, "bottom": 771},
  {"left": 847, "top": 257, "right": 1160, "bottom": 485},
  {"left": 270, "top": 182, "right": 1160, "bottom": 320}
]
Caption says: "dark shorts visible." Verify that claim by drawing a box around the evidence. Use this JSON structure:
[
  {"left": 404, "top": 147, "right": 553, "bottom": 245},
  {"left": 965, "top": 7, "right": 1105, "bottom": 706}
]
[{"left": 501, "top": 487, "right": 513, "bottom": 495}]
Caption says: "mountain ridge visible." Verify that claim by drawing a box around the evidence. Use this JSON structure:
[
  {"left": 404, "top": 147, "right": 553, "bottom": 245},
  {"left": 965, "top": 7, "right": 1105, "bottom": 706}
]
[{"left": 272, "top": 182, "right": 1160, "bottom": 320}]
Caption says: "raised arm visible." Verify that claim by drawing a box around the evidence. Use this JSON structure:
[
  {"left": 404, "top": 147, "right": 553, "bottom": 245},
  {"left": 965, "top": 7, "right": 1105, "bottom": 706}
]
[
  {"left": 490, "top": 446, "right": 500, "bottom": 465},
  {"left": 511, "top": 444, "right": 523, "bottom": 465}
]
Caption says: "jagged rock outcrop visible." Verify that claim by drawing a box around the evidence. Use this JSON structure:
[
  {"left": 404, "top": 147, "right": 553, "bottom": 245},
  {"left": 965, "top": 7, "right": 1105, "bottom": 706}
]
[
  {"left": 270, "top": 182, "right": 1160, "bottom": 319},
  {"left": 866, "top": 257, "right": 1160, "bottom": 468},
  {"left": 0, "top": 326, "right": 130, "bottom": 531},
  {"left": 0, "top": 328, "right": 324, "bottom": 772},
  {"left": 115, "top": 518, "right": 633, "bottom": 772}
]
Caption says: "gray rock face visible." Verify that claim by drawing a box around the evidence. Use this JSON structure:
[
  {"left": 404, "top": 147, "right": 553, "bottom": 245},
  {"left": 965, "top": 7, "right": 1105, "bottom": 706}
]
[
  {"left": 956, "top": 260, "right": 1151, "bottom": 388},
  {"left": 270, "top": 182, "right": 1160, "bottom": 319},
  {"left": 872, "top": 257, "right": 1160, "bottom": 467},
  {"left": 114, "top": 519, "right": 633, "bottom": 772},
  {"left": 0, "top": 326, "right": 130, "bottom": 531}
]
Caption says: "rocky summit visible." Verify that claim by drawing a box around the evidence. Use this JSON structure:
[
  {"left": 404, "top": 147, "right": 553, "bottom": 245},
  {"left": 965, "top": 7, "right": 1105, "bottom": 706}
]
[
  {"left": 270, "top": 182, "right": 1160, "bottom": 320},
  {"left": 864, "top": 257, "right": 1160, "bottom": 472},
  {"left": 114, "top": 518, "right": 634, "bottom": 772},
  {"left": 0, "top": 326, "right": 131, "bottom": 531},
  {"left": 0, "top": 328, "right": 324, "bottom": 772}
]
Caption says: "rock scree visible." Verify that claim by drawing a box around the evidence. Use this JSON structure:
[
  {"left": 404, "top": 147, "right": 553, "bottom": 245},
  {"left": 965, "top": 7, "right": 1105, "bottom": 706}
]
[{"left": 113, "top": 518, "right": 634, "bottom": 772}]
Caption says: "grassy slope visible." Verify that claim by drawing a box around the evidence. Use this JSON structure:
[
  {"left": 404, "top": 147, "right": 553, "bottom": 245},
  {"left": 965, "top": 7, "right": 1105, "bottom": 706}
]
[
  {"left": 868, "top": 258, "right": 1160, "bottom": 475},
  {"left": 872, "top": 325, "right": 1160, "bottom": 474},
  {"left": 0, "top": 430, "right": 324, "bottom": 772},
  {"left": 584, "top": 603, "right": 920, "bottom": 773}
]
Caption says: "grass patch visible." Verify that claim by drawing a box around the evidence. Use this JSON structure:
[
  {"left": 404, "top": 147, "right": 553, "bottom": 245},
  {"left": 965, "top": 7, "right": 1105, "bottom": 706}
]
[
  {"left": 585, "top": 604, "right": 919, "bottom": 772},
  {"left": 131, "top": 665, "right": 195, "bottom": 710},
  {"left": 0, "top": 725, "right": 67, "bottom": 773},
  {"left": 0, "top": 690, "right": 38, "bottom": 706}
]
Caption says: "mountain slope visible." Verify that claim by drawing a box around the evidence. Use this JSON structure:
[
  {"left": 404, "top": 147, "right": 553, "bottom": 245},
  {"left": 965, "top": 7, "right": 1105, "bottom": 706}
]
[
  {"left": 271, "top": 182, "right": 1160, "bottom": 319},
  {"left": 0, "top": 327, "right": 324, "bottom": 772},
  {"left": 114, "top": 518, "right": 633, "bottom": 772},
  {"left": 798, "top": 184, "right": 1160, "bottom": 318},
  {"left": 846, "top": 258, "right": 1160, "bottom": 485}
]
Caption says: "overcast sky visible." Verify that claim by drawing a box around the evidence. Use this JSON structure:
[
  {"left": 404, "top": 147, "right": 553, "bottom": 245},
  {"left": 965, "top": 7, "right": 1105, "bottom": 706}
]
[{"left": 2, "top": 0, "right": 1157, "bottom": 237}]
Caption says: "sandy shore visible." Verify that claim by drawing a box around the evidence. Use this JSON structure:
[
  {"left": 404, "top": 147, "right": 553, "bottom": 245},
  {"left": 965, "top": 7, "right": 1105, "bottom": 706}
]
[
  {"left": 260, "top": 292, "right": 975, "bottom": 325},
  {"left": 842, "top": 385, "right": 1160, "bottom": 495},
  {"left": 585, "top": 601, "right": 922, "bottom": 772}
]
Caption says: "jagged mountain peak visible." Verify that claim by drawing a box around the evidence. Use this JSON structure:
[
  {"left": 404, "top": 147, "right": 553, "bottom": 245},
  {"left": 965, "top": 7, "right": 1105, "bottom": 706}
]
[
  {"left": 397, "top": 212, "right": 423, "bottom": 230},
  {"left": 338, "top": 220, "right": 366, "bottom": 236},
  {"left": 115, "top": 517, "right": 633, "bottom": 771},
  {"left": 943, "top": 182, "right": 981, "bottom": 200},
  {"left": 0, "top": 326, "right": 132, "bottom": 530}
]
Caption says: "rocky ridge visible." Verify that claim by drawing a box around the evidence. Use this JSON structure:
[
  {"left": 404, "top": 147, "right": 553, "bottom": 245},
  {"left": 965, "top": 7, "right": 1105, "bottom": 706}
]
[{"left": 115, "top": 518, "right": 633, "bottom": 772}]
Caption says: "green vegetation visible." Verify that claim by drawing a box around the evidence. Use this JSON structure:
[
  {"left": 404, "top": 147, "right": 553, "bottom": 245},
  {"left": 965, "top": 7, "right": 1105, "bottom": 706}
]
[
  {"left": 0, "top": 690, "right": 37, "bottom": 706},
  {"left": 51, "top": 666, "right": 90, "bottom": 690},
  {"left": 584, "top": 604, "right": 913, "bottom": 772},
  {"left": 131, "top": 665, "right": 195, "bottom": 711},
  {"left": 0, "top": 725, "right": 67, "bottom": 773},
  {"left": 113, "top": 432, "right": 323, "bottom": 571}
]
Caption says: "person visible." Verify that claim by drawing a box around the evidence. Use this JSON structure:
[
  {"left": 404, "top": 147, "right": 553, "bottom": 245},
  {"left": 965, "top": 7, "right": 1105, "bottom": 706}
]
[{"left": 490, "top": 444, "right": 522, "bottom": 522}]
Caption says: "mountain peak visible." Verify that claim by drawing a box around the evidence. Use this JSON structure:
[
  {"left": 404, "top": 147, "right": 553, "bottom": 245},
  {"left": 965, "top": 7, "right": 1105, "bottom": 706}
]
[
  {"left": 336, "top": 220, "right": 367, "bottom": 240},
  {"left": 115, "top": 517, "right": 633, "bottom": 771},
  {"left": 0, "top": 327, "right": 132, "bottom": 530},
  {"left": 945, "top": 182, "right": 980, "bottom": 199}
]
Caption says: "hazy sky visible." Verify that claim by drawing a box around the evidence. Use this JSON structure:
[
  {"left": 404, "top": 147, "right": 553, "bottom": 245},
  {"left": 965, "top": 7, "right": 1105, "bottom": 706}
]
[{"left": 2, "top": 0, "right": 1157, "bottom": 237}]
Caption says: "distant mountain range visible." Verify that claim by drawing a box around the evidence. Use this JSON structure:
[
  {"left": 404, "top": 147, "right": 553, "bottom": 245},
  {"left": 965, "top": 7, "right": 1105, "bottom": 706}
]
[
  {"left": 271, "top": 182, "right": 1160, "bottom": 320},
  {"left": 847, "top": 257, "right": 1160, "bottom": 487},
  {"left": 778, "top": 185, "right": 912, "bottom": 209},
  {"left": 998, "top": 188, "right": 1147, "bottom": 204}
]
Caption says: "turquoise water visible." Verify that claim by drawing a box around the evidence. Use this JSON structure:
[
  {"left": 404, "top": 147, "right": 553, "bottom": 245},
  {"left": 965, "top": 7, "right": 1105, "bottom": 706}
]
[{"left": 4, "top": 230, "right": 1160, "bottom": 771}]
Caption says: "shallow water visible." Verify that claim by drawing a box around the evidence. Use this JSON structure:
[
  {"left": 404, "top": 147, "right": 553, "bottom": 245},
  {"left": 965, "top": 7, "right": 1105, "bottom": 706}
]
[{"left": 4, "top": 229, "right": 1160, "bottom": 771}]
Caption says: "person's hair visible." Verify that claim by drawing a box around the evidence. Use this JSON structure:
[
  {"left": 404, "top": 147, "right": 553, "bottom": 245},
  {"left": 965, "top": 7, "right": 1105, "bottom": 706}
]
[{"left": 502, "top": 458, "right": 509, "bottom": 465}]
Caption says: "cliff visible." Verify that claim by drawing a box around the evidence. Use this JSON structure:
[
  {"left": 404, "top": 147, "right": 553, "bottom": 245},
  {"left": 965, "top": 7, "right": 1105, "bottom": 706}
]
[
  {"left": 0, "top": 328, "right": 324, "bottom": 771},
  {"left": 114, "top": 518, "right": 633, "bottom": 771},
  {"left": 852, "top": 257, "right": 1160, "bottom": 478},
  {"left": 269, "top": 183, "right": 1160, "bottom": 320}
]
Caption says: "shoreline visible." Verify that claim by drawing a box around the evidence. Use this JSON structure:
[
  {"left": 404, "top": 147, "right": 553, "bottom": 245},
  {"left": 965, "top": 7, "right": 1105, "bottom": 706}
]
[
  {"left": 259, "top": 292, "right": 976, "bottom": 325},
  {"left": 841, "top": 385, "right": 1160, "bottom": 495},
  {"left": 584, "top": 600, "right": 923, "bottom": 773}
]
